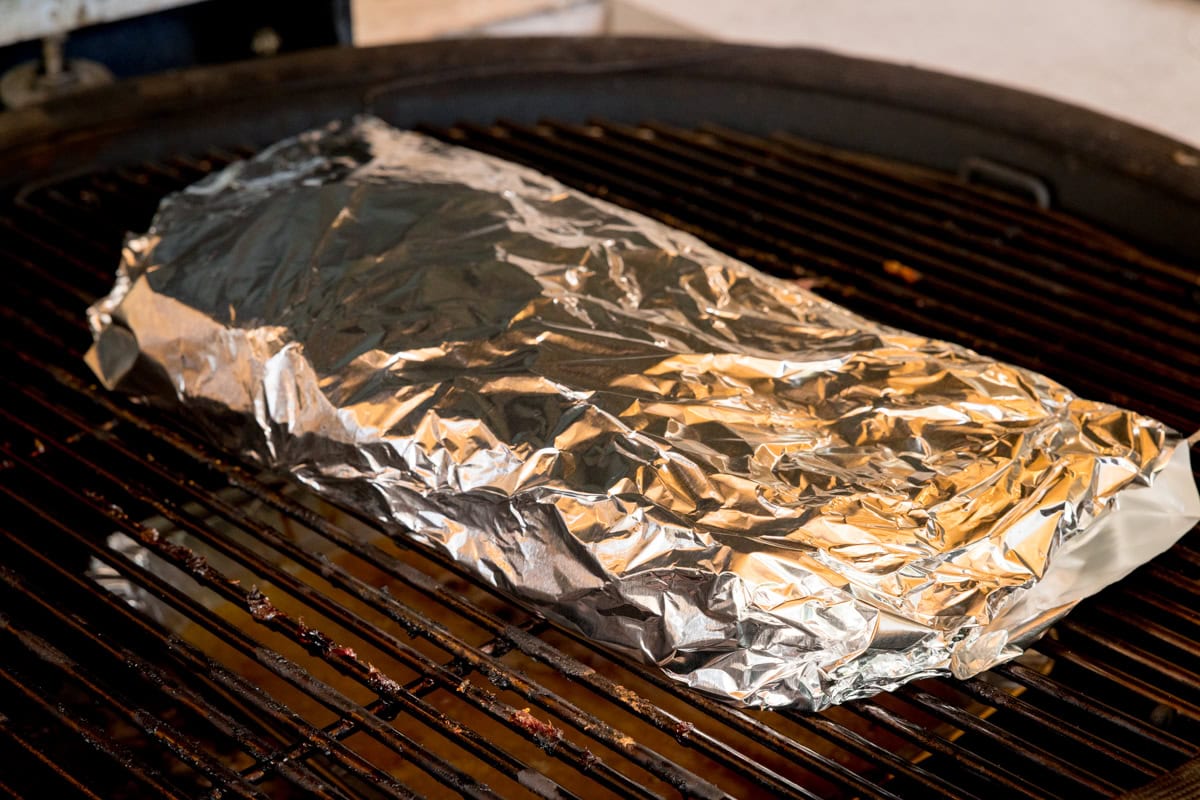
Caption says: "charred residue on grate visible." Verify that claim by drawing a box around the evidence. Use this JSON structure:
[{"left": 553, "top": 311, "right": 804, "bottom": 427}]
[{"left": 0, "top": 124, "right": 1197, "bottom": 799}]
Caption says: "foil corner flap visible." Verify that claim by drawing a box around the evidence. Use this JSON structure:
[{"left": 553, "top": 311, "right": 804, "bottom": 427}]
[{"left": 86, "top": 116, "right": 1200, "bottom": 709}]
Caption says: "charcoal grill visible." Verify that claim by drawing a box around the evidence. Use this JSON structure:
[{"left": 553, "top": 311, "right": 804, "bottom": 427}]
[{"left": 1, "top": 38, "right": 1198, "bottom": 800}]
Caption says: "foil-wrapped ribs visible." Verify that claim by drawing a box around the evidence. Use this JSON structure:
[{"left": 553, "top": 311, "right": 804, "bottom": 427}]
[{"left": 86, "top": 118, "right": 1200, "bottom": 709}]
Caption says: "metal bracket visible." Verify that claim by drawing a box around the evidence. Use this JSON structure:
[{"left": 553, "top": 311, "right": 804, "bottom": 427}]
[
  {"left": 958, "top": 156, "right": 1053, "bottom": 209},
  {"left": 0, "top": 34, "right": 113, "bottom": 110}
]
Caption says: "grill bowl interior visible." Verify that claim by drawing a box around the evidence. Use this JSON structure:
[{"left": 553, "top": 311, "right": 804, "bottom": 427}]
[{"left": 1, "top": 39, "right": 1198, "bottom": 800}]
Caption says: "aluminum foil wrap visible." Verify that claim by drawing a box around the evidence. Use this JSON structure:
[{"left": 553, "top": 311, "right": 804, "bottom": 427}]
[{"left": 85, "top": 117, "right": 1200, "bottom": 709}]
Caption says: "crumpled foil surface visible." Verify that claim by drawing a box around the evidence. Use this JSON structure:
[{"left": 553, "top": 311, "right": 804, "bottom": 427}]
[{"left": 85, "top": 117, "right": 1200, "bottom": 709}]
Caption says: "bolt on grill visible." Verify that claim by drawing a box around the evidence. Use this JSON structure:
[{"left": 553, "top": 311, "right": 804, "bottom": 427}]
[{"left": 0, "top": 119, "right": 1197, "bottom": 800}]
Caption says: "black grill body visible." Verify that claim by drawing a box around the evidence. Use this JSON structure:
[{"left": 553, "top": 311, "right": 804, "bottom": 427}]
[{"left": 0, "top": 38, "right": 1197, "bottom": 800}]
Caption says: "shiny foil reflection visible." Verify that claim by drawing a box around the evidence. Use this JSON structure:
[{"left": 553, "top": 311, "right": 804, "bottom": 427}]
[{"left": 86, "top": 118, "right": 1200, "bottom": 708}]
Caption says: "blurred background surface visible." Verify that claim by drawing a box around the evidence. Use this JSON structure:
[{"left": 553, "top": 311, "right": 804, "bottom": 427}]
[{"left": 2, "top": 0, "right": 1198, "bottom": 143}]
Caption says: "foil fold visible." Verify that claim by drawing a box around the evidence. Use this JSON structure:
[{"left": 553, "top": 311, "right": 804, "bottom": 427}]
[{"left": 85, "top": 117, "right": 1200, "bottom": 709}]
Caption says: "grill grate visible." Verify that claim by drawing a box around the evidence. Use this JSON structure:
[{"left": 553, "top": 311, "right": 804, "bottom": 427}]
[{"left": 0, "top": 120, "right": 1197, "bottom": 800}]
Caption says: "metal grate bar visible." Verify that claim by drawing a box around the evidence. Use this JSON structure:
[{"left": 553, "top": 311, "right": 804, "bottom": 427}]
[
  {"left": 0, "top": 213, "right": 113, "bottom": 288},
  {"left": 10, "top": 174, "right": 128, "bottom": 258},
  {"left": 1057, "top": 623, "right": 1200, "bottom": 704},
  {"left": 39, "top": 401, "right": 729, "bottom": 800},
  {"left": 0, "top": 450, "right": 563, "bottom": 800},
  {"left": 0, "top": 400, "right": 684, "bottom": 800},
  {"left": 1, "top": 123, "right": 1198, "bottom": 800},
  {"left": 845, "top": 699, "right": 1049, "bottom": 799},
  {"left": 0, "top": 483, "right": 505, "bottom": 800},
  {"left": 1068, "top": 610, "right": 1200, "bottom": 680},
  {"left": 1036, "top": 636, "right": 1200, "bottom": 719},
  {"left": 721, "top": 125, "right": 1200, "bottom": 289},
  {"left": 251, "top": 618, "right": 546, "bottom": 786},
  {"left": 0, "top": 527, "right": 427, "bottom": 800},
  {"left": 0, "top": 715, "right": 106, "bottom": 800},
  {"left": 68, "top": 438, "right": 727, "bottom": 799},
  {"left": 0, "top": 617, "right": 273, "bottom": 800},
  {"left": 0, "top": 660, "right": 190, "bottom": 800},
  {"left": 989, "top": 659, "right": 1193, "bottom": 758},
  {"left": 1145, "top": 562, "right": 1200, "bottom": 600},
  {"left": 773, "top": 711, "right": 976, "bottom": 800},
  {"left": 897, "top": 686, "right": 1121, "bottom": 795},
  {"left": 0, "top": 562, "right": 386, "bottom": 800},
  {"left": 949, "top": 675, "right": 1160, "bottom": 779},
  {"left": 1115, "top": 589, "right": 1200, "bottom": 643}
]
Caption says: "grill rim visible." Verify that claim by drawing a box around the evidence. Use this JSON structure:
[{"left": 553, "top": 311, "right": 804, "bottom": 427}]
[
  {"left": 0, "top": 37, "right": 1198, "bottom": 259},
  {"left": 2, "top": 43, "right": 1200, "bottom": 800}
]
